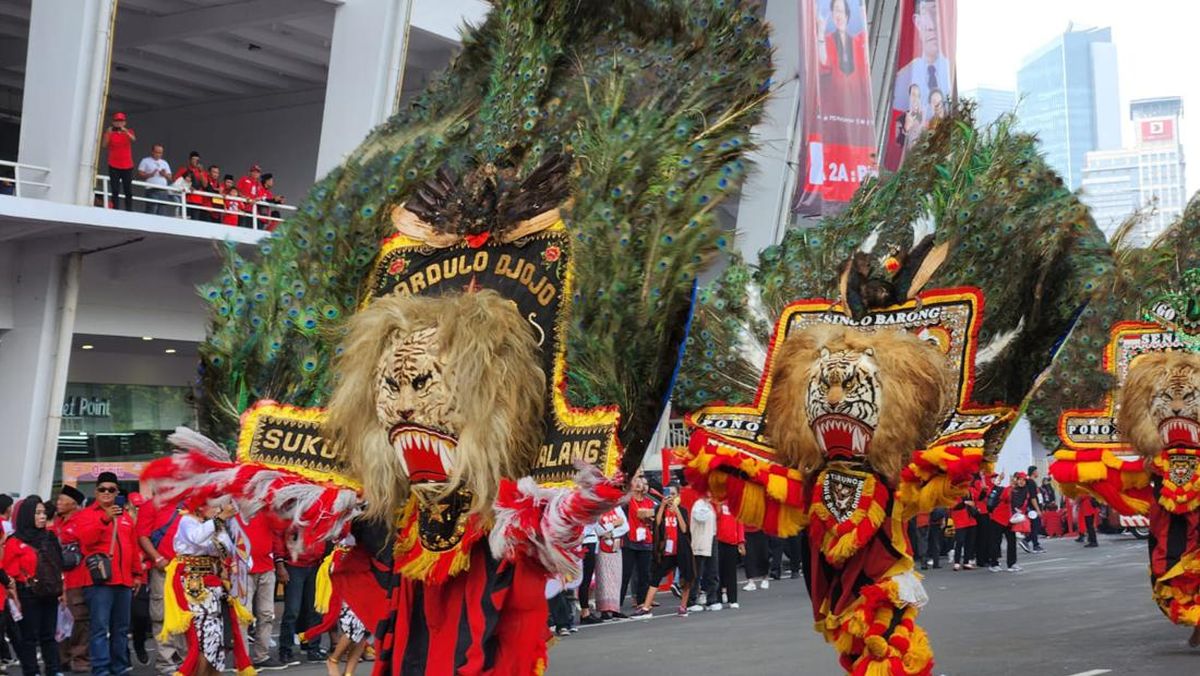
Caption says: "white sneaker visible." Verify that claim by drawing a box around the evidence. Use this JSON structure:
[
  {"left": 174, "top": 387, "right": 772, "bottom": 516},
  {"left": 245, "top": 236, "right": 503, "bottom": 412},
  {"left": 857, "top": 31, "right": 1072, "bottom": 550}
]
[
  {"left": 742, "top": 581, "right": 757, "bottom": 591},
  {"left": 988, "top": 565, "right": 1002, "bottom": 573},
  {"left": 687, "top": 604, "right": 705, "bottom": 612},
  {"left": 729, "top": 602, "right": 740, "bottom": 609},
  {"left": 759, "top": 579, "right": 770, "bottom": 590},
  {"left": 707, "top": 603, "right": 722, "bottom": 611},
  {"left": 1007, "top": 565, "right": 1023, "bottom": 572}
]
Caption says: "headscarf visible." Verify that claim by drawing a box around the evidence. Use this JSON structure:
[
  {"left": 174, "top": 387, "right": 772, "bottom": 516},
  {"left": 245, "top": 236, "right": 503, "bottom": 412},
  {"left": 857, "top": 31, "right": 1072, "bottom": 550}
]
[{"left": 14, "top": 493, "right": 47, "bottom": 547}]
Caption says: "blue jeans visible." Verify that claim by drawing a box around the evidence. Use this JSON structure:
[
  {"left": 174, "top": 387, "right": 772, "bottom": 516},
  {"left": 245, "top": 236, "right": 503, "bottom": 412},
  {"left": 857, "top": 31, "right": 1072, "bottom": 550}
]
[
  {"left": 85, "top": 585, "right": 131, "bottom": 676},
  {"left": 278, "top": 564, "right": 319, "bottom": 655}
]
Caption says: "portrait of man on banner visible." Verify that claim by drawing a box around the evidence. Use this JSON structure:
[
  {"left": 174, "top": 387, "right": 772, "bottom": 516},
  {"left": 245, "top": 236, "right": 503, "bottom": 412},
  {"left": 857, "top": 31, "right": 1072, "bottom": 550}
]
[
  {"left": 792, "top": 0, "right": 878, "bottom": 216},
  {"left": 882, "top": 0, "right": 957, "bottom": 171}
]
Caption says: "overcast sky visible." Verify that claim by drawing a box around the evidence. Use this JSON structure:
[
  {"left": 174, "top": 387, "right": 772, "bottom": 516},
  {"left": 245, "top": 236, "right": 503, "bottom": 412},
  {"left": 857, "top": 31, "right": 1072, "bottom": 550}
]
[{"left": 957, "top": 0, "right": 1199, "bottom": 194}]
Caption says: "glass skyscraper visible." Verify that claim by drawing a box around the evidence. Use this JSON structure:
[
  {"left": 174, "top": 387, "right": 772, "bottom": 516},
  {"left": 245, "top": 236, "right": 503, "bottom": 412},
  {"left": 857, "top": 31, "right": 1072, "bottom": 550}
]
[{"left": 1017, "top": 26, "right": 1121, "bottom": 189}]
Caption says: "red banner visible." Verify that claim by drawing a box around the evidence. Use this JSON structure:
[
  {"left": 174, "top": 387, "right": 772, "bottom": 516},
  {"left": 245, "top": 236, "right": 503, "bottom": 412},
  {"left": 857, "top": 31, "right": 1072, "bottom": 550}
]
[
  {"left": 792, "top": 0, "right": 878, "bottom": 215},
  {"left": 1140, "top": 119, "right": 1175, "bottom": 143},
  {"left": 880, "top": 0, "right": 957, "bottom": 172}
]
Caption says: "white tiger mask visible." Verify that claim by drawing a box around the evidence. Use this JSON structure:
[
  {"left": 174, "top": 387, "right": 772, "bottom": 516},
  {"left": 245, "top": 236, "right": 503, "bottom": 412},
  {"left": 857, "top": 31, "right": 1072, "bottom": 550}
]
[
  {"left": 805, "top": 347, "right": 882, "bottom": 460},
  {"left": 374, "top": 326, "right": 459, "bottom": 488}
]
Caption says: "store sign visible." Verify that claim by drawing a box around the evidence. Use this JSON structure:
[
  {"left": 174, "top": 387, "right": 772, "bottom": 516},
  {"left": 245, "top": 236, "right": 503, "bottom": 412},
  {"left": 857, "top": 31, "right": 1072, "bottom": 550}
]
[
  {"left": 62, "top": 396, "right": 111, "bottom": 418},
  {"left": 1140, "top": 119, "right": 1175, "bottom": 143}
]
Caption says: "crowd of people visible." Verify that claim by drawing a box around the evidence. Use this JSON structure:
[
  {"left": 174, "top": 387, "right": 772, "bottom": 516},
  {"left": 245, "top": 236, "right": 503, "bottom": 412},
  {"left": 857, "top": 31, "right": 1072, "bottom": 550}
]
[
  {"left": 0, "top": 473, "right": 371, "bottom": 676},
  {"left": 101, "top": 111, "right": 286, "bottom": 229},
  {"left": 911, "top": 465, "right": 1101, "bottom": 576}
]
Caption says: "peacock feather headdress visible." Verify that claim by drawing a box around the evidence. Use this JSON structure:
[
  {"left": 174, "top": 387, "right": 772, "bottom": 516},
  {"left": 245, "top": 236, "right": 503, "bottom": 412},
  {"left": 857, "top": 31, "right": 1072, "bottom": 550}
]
[
  {"left": 194, "top": 0, "right": 773, "bottom": 475},
  {"left": 676, "top": 106, "right": 1114, "bottom": 454}
]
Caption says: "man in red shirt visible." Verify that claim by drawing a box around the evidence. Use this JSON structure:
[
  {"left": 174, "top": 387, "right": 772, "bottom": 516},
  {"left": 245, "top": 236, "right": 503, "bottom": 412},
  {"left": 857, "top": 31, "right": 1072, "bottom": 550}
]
[
  {"left": 52, "top": 485, "right": 91, "bottom": 673},
  {"left": 174, "top": 151, "right": 209, "bottom": 219},
  {"left": 136, "top": 492, "right": 185, "bottom": 676},
  {"left": 237, "top": 165, "right": 266, "bottom": 204},
  {"left": 100, "top": 112, "right": 136, "bottom": 211},
  {"left": 276, "top": 527, "right": 330, "bottom": 664},
  {"left": 237, "top": 512, "right": 285, "bottom": 669},
  {"left": 715, "top": 499, "right": 746, "bottom": 609},
  {"left": 78, "top": 472, "right": 138, "bottom": 676}
]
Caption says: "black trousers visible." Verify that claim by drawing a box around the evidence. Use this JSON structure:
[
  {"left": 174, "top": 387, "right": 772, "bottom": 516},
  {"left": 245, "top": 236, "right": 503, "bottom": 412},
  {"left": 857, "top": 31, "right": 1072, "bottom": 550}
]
[
  {"left": 696, "top": 554, "right": 718, "bottom": 604},
  {"left": 16, "top": 591, "right": 59, "bottom": 676},
  {"left": 108, "top": 166, "right": 134, "bottom": 211},
  {"left": 953, "top": 525, "right": 976, "bottom": 564},
  {"left": 619, "top": 548, "right": 651, "bottom": 608},
  {"left": 578, "top": 543, "right": 597, "bottom": 612},
  {"left": 716, "top": 541, "right": 740, "bottom": 604},
  {"left": 548, "top": 591, "right": 573, "bottom": 630},
  {"left": 998, "top": 526, "right": 1018, "bottom": 567},
  {"left": 131, "top": 584, "right": 150, "bottom": 654},
  {"left": 925, "top": 524, "right": 944, "bottom": 565},
  {"left": 975, "top": 518, "right": 996, "bottom": 566},
  {"left": 1082, "top": 514, "right": 1098, "bottom": 544},
  {"left": 744, "top": 531, "right": 770, "bottom": 579},
  {"left": 767, "top": 536, "right": 785, "bottom": 578}
]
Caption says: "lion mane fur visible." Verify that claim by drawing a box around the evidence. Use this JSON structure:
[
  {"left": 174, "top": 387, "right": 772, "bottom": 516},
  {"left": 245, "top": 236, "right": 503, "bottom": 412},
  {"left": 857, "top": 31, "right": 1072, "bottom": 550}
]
[
  {"left": 325, "top": 290, "right": 546, "bottom": 522},
  {"left": 1117, "top": 350, "right": 1200, "bottom": 458},
  {"left": 766, "top": 324, "right": 955, "bottom": 483}
]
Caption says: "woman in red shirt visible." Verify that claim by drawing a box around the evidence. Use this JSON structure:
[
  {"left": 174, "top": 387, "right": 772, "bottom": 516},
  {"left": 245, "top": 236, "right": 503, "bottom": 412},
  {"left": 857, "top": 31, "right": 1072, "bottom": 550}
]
[
  {"left": 949, "top": 495, "right": 977, "bottom": 571},
  {"left": 620, "top": 475, "right": 656, "bottom": 613},
  {"left": 9, "top": 496, "right": 64, "bottom": 676},
  {"left": 100, "top": 112, "right": 136, "bottom": 211},
  {"left": 715, "top": 499, "right": 745, "bottom": 609}
]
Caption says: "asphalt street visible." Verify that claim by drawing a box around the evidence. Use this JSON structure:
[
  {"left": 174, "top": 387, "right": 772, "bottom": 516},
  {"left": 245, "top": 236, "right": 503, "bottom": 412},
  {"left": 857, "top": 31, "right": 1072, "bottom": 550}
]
[
  {"left": 133, "top": 533, "right": 1196, "bottom": 676},
  {"left": 548, "top": 532, "right": 1199, "bottom": 675}
]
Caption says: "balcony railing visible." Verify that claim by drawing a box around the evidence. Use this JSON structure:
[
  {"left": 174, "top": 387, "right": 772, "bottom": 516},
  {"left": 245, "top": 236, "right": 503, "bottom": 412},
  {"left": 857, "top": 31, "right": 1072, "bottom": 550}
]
[
  {"left": 0, "top": 160, "right": 52, "bottom": 198},
  {"left": 93, "top": 175, "right": 296, "bottom": 231}
]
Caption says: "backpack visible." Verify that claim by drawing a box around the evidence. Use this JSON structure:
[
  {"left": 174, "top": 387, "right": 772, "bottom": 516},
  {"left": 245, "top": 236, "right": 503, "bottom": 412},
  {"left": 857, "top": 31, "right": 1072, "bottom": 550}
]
[{"left": 29, "top": 537, "right": 64, "bottom": 598}]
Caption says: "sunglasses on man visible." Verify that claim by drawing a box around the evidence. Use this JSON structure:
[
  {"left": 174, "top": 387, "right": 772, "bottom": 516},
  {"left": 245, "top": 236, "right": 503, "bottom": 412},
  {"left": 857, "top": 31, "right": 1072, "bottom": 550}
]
[{"left": 96, "top": 485, "right": 119, "bottom": 494}]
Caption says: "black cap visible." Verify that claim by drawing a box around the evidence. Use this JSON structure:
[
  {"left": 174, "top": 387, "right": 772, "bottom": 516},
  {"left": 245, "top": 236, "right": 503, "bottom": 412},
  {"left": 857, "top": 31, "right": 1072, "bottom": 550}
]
[
  {"left": 95, "top": 471, "right": 120, "bottom": 487},
  {"left": 60, "top": 485, "right": 85, "bottom": 505},
  {"left": 189, "top": 151, "right": 201, "bottom": 158}
]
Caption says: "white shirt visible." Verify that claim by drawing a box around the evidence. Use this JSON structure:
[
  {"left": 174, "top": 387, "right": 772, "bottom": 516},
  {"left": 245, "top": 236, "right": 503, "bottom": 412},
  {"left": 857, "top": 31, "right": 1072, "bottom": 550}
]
[
  {"left": 138, "top": 156, "right": 171, "bottom": 187},
  {"left": 690, "top": 498, "right": 717, "bottom": 557},
  {"left": 173, "top": 514, "right": 234, "bottom": 557}
]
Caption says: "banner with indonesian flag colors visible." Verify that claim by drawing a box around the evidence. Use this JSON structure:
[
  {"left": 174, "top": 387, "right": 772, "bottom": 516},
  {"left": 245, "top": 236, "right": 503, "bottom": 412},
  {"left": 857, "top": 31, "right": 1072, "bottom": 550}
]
[
  {"left": 880, "top": 0, "right": 957, "bottom": 172},
  {"left": 791, "top": 0, "right": 878, "bottom": 216}
]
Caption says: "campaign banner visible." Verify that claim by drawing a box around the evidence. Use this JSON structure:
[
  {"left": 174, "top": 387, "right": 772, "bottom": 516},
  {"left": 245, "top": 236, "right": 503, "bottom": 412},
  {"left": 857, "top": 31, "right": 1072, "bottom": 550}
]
[
  {"left": 792, "top": 0, "right": 878, "bottom": 215},
  {"left": 236, "top": 401, "right": 359, "bottom": 489},
  {"left": 880, "top": 0, "right": 957, "bottom": 172}
]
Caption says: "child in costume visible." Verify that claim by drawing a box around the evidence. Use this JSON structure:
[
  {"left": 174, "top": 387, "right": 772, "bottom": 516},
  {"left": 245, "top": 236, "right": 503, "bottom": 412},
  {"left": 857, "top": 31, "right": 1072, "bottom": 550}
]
[{"left": 161, "top": 498, "right": 255, "bottom": 676}]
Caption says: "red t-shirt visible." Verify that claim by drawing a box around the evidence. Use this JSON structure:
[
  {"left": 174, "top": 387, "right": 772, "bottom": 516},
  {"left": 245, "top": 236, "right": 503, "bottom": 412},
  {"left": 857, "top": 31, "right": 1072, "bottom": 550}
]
[
  {"left": 662, "top": 512, "right": 680, "bottom": 555},
  {"left": 626, "top": 497, "right": 655, "bottom": 546},
  {"left": 223, "top": 199, "right": 244, "bottom": 226},
  {"left": 135, "top": 501, "right": 182, "bottom": 561},
  {"left": 716, "top": 502, "right": 745, "bottom": 545},
  {"left": 2, "top": 537, "right": 37, "bottom": 583},
  {"left": 53, "top": 510, "right": 94, "bottom": 589},
  {"left": 105, "top": 130, "right": 133, "bottom": 170},
  {"left": 237, "top": 176, "right": 264, "bottom": 202},
  {"left": 238, "top": 513, "right": 276, "bottom": 574},
  {"left": 78, "top": 503, "right": 139, "bottom": 587}
]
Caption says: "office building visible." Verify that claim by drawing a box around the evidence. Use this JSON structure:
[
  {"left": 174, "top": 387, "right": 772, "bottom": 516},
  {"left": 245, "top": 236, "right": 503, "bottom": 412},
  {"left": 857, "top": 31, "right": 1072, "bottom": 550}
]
[{"left": 961, "top": 87, "right": 1017, "bottom": 126}]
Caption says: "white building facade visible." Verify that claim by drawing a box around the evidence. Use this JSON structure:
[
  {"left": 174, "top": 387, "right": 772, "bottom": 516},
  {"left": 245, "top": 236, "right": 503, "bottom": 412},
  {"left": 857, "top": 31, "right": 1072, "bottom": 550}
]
[{"left": 1081, "top": 97, "right": 1187, "bottom": 246}]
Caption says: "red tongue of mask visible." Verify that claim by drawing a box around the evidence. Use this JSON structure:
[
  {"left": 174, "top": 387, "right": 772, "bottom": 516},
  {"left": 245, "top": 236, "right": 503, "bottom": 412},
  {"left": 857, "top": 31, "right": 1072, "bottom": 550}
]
[
  {"left": 1162, "top": 418, "right": 1200, "bottom": 449},
  {"left": 390, "top": 426, "right": 454, "bottom": 483}
]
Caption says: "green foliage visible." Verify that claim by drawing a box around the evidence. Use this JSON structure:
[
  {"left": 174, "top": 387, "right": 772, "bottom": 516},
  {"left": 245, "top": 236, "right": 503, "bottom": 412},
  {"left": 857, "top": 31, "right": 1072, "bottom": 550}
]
[{"left": 195, "top": 0, "right": 773, "bottom": 463}]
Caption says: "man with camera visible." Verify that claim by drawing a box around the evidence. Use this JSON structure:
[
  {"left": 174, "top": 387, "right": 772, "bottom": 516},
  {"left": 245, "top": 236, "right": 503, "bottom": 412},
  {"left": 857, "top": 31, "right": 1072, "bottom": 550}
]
[
  {"left": 78, "top": 472, "right": 138, "bottom": 676},
  {"left": 101, "top": 112, "right": 136, "bottom": 210}
]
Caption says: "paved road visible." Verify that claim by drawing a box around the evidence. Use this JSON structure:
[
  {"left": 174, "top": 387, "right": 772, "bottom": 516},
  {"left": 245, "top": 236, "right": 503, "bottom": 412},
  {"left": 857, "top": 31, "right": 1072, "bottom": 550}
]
[
  {"left": 140, "top": 533, "right": 1196, "bottom": 676},
  {"left": 547, "top": 533, "right": 1198, "bottom": 675}
]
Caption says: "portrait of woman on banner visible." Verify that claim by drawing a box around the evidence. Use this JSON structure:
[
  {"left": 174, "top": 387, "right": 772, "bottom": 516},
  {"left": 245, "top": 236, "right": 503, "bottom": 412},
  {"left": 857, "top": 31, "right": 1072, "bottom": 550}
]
[{"left": 816, "top": 0, "right": 873, "bottom": 134}]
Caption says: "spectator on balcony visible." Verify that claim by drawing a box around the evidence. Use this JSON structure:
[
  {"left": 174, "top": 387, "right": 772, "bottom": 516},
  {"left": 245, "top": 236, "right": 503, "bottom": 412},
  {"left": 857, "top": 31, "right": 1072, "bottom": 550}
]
[
  {"left": 102, "top": 112, "right": 136, "bottom": 211},
  {"left": 204, "top": 165, "right": 224, "bottom": 222},
  {"left": 169, "top": 172, "right": 192, "bottom": 219},
  {"left": 136, "top": 144, "right": 173, "bottom": 216},
  {"left": 174, "top": 151, "right": 210, "bottom": 220},
  {"left": 237, "top": 165, "right": 266, "bottom": 204},
  {"left": 259, "top": 173, "right": 285, "bottom": 230},
  {"left": 223, "top": 186, "right": 247, "bottom": 227}
]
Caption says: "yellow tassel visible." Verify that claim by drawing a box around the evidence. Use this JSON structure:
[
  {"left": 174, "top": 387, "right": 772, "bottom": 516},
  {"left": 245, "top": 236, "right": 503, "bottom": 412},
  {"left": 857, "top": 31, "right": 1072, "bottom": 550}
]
[
  {"left": 231, "top": 597, "right": 255, "bottom": 625},
  {"left": 313, "top": 551, "right": 335, "bottom": 614},
  {"left": 236, "top": 667, "right": 256, "bottom": 676},
  {"left": 737, "top": 485, "right": 766, "bottom": 528},
  {"left": 859, "top": 657, "right": 893, "bottom": 676},
  {"left": 157, "top": 559, "right": 191, "bottom": 643},
  {"left": 765, "top": 473, "right": 790, "bottom": 503}
]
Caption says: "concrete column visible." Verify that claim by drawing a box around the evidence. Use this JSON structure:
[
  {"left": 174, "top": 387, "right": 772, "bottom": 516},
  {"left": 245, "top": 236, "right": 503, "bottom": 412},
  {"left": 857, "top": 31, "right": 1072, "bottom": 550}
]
[
  {"left": 314, "top": 0, "right": 415, "bottom": 178},
  {"left": 17, "top": 0, "right": 118, "bottom": 205},
  {"left": 0, "top": 243, "right": 80, "bottom": 495},
  {"left": 734, "top": 0, "right": 803, "bottom": 262}
]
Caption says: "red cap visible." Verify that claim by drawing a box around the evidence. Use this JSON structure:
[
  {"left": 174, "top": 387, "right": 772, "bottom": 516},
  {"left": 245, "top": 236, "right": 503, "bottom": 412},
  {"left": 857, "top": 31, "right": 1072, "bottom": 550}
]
[
  {"left": 112, "top": 112, "right": 126, "bottom": 121},
  {"left": 1013, "top": 471, "right": 1028, "bottom": 480},
  {"left": 250, "top": 164, "right": 262, "bottom": 172}
]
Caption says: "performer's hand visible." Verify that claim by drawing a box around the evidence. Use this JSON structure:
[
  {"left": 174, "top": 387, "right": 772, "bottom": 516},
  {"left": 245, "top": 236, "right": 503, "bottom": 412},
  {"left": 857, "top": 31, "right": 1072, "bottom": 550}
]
[
  {"left": 103, "top": 504, "right": 123, "bottom": 520},
  {"left": 737, "top": 544, "right": 746, "bottom": 556},
  {"left": 276, "top": 562, "right": 290, "bottom": 585}
]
